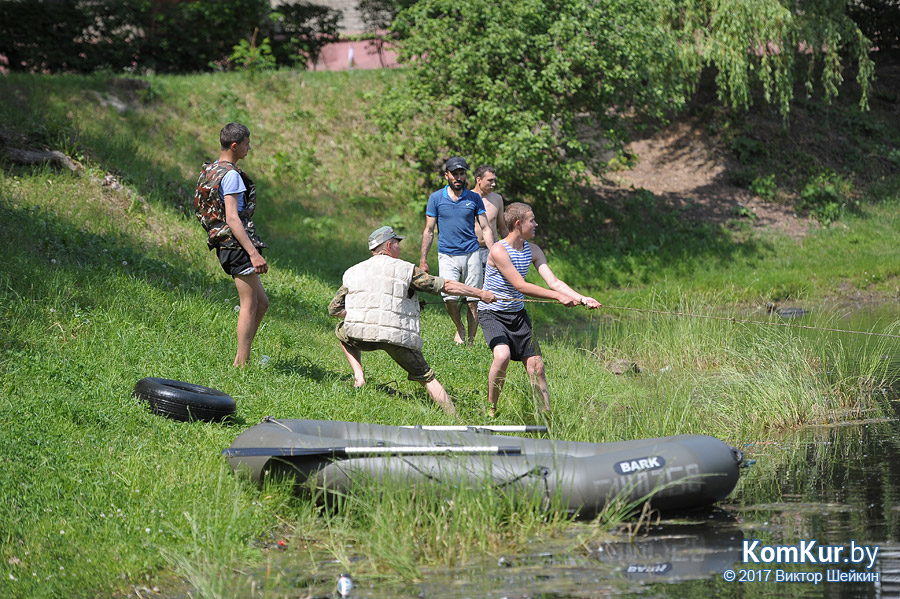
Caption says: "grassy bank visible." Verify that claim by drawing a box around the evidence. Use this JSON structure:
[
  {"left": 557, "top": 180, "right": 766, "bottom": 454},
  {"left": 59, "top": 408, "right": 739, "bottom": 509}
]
[{"left": 0, "top": 69, "right": 898, "bottom": 598}]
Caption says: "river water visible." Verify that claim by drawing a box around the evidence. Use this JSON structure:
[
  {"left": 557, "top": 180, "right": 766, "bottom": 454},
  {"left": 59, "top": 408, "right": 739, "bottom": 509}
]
[{"left": 258, "top": 305, "right": 900, "bottom": 598}]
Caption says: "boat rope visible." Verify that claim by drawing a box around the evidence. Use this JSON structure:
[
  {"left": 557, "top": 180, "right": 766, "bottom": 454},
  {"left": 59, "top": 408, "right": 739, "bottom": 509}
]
[
  {"left": 420, "top": 295, "right": 556, "bottom": 306},
  {"left": 421, "top": 295, "right": 900, "bottom": 340},
  {"left": 493, "top": 465, "right": 551, "bottom": 491}
]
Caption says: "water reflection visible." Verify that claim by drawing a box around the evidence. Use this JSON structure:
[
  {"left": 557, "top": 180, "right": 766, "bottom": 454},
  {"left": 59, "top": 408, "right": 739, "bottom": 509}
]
[
  {"left": 277, "top": 515, "right": 746, "bottom": 598},
  {"left": 586, "top": 513, "right": 744, "bottom": 583}
]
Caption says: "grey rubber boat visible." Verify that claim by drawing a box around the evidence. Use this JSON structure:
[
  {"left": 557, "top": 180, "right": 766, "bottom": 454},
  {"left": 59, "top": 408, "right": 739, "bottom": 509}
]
[{"left": 224, "top": 418, "right": 743, "bottom": 517}]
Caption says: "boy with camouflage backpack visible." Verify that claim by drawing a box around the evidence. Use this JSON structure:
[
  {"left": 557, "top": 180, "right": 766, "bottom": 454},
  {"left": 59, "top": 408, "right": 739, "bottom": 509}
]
[{"left": 194, "top": 122, "right": 268, "bottom": 367}]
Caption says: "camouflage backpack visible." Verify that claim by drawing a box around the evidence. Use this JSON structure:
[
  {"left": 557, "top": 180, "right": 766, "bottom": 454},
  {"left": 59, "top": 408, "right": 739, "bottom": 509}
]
[{"left": 193, "top": 161, "right": 265, "bottom": 251}]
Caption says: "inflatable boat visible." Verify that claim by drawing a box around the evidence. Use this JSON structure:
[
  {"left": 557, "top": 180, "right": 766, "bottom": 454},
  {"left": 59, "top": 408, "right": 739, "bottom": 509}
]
[{"left": 224, "top": 418, "right": 743, "bottom": 517}]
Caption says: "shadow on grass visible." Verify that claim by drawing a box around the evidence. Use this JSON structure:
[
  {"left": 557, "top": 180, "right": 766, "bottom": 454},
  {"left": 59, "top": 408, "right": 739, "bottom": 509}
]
[
  {"left": 222, "top": 413, "right": 248, "bottom": 427},
  {"left": 371, "top": 381, "right": 416, "bottom": 400},
  {"left": 271, "top": 355, "right": 333, "bottom": 382},
  {"left": 0, "top": 198, "right": 217, "bottom": 282},
  {"left": 0, "top": 75, "right": 204, "bottom": 210},
  {"left": 537, "top": 181, "right": 773, "bottom": 290}
]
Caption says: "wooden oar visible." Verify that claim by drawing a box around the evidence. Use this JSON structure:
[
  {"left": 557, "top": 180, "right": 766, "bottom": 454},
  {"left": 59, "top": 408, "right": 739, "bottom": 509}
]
[
  {"left": 222, "top": 445, "right": 523, "bottom": 459},
  {"left": 402, "top": 425, "right": 548, "bottom": 433}
]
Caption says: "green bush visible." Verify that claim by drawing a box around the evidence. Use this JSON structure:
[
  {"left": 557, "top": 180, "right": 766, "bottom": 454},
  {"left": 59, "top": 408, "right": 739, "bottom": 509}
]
[
  {"left": 379, "top": 0, "right": 699, "bottom": 204},
  {"left": 227, "top": 31, "right": 278, "bottom": 72},
  {"left": 797, "top": 170, "right": 857, "bottom": 226},
  {"left": 130, "top": 0, "right": 272, "bottom": 73},
  {"left": 750, "top": 174, "right": 779, "bottom": 201}
]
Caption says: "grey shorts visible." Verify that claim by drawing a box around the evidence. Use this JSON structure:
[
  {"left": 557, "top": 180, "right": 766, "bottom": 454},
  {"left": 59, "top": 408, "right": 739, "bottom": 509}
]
[
  {"left": 335, "top": 323, "right": 436, "bottom": 382},
  {"left": 478, "top": 246, "right": 490, "bottom": 269},
  {"left": 438, "top": 250, "right": 483, "bottom": 302},
  {"left": 477, "top": 309, "right": 540, "bottom": 362}
]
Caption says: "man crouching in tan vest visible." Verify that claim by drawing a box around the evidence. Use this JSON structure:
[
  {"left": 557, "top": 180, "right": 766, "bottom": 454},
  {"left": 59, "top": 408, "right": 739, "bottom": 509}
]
[{"left": 329, "top": 226, "right": 496, "bottom": 415}]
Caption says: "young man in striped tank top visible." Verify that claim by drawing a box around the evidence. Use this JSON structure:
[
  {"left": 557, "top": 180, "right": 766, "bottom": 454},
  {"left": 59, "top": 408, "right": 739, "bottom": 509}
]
[{"left": 477, "top": 203, "right": 602, "bottom": 416}]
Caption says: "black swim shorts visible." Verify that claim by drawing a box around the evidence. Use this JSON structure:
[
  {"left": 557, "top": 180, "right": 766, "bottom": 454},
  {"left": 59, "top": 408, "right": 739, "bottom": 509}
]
[
  {"left": 477, "top": 309, "right": 540, "bottom": 362},
  {"left": 216, "top": 247, "right": 257, "bottom": 276}
]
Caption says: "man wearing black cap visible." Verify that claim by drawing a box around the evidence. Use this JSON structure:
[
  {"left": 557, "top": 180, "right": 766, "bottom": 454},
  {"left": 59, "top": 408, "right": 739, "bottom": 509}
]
[
  {"left": 329, "top": 225, "right": 496, "bottom": 416},
  {"left": 419, "top": 157, "right": 496, "bottom": 345}
]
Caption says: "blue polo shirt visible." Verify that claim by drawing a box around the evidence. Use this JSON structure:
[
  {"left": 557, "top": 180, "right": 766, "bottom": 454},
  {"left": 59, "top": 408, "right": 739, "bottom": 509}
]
[{"left": 425, "top": 186, "right": 486, "bottom": 255}]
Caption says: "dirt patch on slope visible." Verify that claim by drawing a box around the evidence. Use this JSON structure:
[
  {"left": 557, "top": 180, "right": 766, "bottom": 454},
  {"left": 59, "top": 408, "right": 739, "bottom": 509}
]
[
  {"left": 605, "top": 117, "right": 816, "bottom": 240},
  {"left": 600, "top": 60, "right": 900, "bottom": 240}
]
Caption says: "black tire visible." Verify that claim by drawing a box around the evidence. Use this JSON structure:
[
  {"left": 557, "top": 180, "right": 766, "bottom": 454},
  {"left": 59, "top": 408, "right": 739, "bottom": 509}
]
[{"left": 133, "top": 377, "right": 235, "bottom": 422}]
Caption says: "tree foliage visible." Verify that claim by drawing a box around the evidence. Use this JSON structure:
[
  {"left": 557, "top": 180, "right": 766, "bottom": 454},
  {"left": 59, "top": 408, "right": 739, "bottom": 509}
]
[
  {"left": 685, "top": 0, "right": 874, "bottom": 114},
  {"left": 0, "top": 0, "right": 341, "bottom": 73},
  {"left": 266, "top": 1, "right": 343, "bottom": 68},
  {"left": 358, "top": 0, "right": 418, "bottom": 32},
  {"left": 356, "top": 0, "right": 418, "bottom": 66},
  {"left": 127, "top": 0, "right": 274, "bottom": 73},
  {"left": 0, "top": 0, "right": 139, "bottom": 72},
  {"left": 847, "top": 0, "right": 900, "bottom": 57},
  {"left": 377, "top": 0, "right": 875, "bottom": 204}
]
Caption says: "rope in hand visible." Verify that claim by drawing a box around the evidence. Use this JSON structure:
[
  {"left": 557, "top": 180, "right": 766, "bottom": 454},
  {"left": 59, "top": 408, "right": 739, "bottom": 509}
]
[
  {"left": 420, "top": 295, "right": 558, "bottom": 305},
  {"left": 420, "top": 295, "right": 900, "bottom": 340}
]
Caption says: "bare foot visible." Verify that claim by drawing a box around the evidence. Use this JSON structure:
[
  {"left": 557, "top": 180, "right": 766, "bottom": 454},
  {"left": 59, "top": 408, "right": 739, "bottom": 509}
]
[
  {"left": 487, "top": 406, "right": 496, "bottom": 418},
  {"left": 353, "top": 377, "right": 366, "bottom": 388},
  {"left": 453, "top": 332, "right": 465, "bottom": 345}
]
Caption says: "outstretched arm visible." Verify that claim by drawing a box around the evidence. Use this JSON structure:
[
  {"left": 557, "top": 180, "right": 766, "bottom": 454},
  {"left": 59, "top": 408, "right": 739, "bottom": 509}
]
[
  {"left": 490, "top": 243, "right": 577, "bottom": 306},
  {"left": 442, "top": 279, "right": 495, "bottom": 303},
  {"left": 410, "top": 267, "right": 496, "bottom": 303},
  {"left": 532, "top": 245, "right": 601, "bottom": 308}
]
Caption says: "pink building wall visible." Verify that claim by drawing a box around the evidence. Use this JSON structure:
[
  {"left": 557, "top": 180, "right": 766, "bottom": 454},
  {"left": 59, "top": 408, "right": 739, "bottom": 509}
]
[{"left": 309, "top": 39, "right": 400, "bottom": 71}]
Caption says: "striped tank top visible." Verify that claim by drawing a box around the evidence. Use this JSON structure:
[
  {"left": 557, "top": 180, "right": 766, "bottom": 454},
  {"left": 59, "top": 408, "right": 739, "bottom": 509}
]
[{"left": 478, "top": 240, "right": 531, "bottom": 312}]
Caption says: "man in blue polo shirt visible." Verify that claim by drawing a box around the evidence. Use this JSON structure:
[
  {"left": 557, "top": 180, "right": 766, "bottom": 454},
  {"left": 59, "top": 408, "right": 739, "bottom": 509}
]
[{"left": 419, "top": 157, "right": 495, "bottom": 344}]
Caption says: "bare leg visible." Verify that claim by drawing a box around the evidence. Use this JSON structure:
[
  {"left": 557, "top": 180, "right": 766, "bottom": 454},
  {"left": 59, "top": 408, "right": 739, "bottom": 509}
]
[
  {"left": 445, "top": 299, "right": 466, "bottom": 344},
  {"left": 487, "top": 344, "right": 511, "bottom": 417},
  {"left": 465, "top": 301, "right": 478, "bottom": 345},
  {"left": 233, "top": 274, "right": 269, "bottom": 366},
  {"left": 525, "top": 355, "right": 551, "bottom": 412},
  {"left": 420, "top": 379, "right": 456, "bottom": 416},
  {"left": 339, "top": 341, "right": 366, "bottom": 387}
]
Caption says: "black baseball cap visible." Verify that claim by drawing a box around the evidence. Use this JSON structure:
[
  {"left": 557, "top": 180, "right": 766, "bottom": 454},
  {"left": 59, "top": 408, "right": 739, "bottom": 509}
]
[{"left": 444, "top": 157, "right": 468, "bottom": 172}]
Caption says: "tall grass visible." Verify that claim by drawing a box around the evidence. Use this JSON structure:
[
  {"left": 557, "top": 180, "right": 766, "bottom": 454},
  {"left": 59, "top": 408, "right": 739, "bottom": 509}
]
[
  {"left": 538, "top": 292, "right": 894, "bottom": 444},
  {"left": 308, "top": 472, "right": 573, "bottom": 581},
  {"left": 159, "top": 469, "right": 287, "bottom": 599}
]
